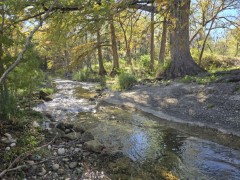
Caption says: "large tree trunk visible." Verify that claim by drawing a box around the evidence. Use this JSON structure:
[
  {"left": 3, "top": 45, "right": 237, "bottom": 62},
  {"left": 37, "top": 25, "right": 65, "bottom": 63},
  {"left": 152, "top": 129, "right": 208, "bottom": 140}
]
[
  {"left": 109, "top": 17, "right": 120, "bottom": 77},
  {"left": 150, "top": 3, "right": 155, "bottom": 71},
  {"left": 162, "top": 0, "right": 204, "bottom": 79},
  {"left": 158, "top": 17, "right": 167, "bottom": 65},
  {"left": 96, "top": 28, "right": 107, "bottom": 76}
]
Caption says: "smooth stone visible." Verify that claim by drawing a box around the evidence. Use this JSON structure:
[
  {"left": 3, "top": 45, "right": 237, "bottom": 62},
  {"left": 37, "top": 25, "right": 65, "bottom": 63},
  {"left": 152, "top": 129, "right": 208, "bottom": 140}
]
[
  {"left": 10, "top": 143, "right": 16, "bottom": 147},
  {"left": 52, "top": 164, "right": 60, "bottom": 171},
  {"left": 65, "top": 129, "right": 71, "bottom": 133},
  {"left": 64, "top": 132, "right": 81, "bottom": 140},
  {"left": 26, "top": 161, "right": 35, "bottom": 165},
  {"left": 84, "top": 140, "right": 104, "bottom": 153},
  {"left": 47, "top": 145, "right": 51, "bottom": 150},
  {"left": 58, "top": 148, "right": 65, "bottom": 155},
  {"left": 5, "top": 147, "right": 11, "bottom": 151},
  {"left": 69, "top": 162, "right": 78, "bottom": 169},
  {"left": 62, "top": 158, "right": 69, "bottom": 162}
]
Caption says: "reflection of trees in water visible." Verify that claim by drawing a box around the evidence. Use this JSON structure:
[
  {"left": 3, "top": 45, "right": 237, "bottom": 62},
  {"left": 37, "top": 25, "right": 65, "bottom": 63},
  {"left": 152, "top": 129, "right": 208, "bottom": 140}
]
[{"left": 140, "top": 128, "right": 187, "bottom": 179}]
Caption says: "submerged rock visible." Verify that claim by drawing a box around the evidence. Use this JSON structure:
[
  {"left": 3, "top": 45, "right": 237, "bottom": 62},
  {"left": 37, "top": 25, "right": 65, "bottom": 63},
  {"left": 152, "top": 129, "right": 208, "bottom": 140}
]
[
  {"left": 84, "top": 140, "right": 104, "bottom": 152},
  {"left": 81, "top": 131, "right": 94, "bottom": 142}
]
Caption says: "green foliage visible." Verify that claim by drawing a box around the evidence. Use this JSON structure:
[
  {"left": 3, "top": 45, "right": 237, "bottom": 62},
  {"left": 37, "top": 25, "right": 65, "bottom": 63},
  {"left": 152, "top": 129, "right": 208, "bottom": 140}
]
[
  {"left": 73, "top": 69, "right": 88, "bottom": 81},
  {"left": 40, "top": 87, "right": 55, "bottom": 95},
  {"left": 118, "top": 71, "right": 137, "bottom": 90},
  {"left": 181, "top": 74, "right": 218, "bottom": 84},
  {"left": 139, "top": 55, "right": 151, "bottom": 69}
]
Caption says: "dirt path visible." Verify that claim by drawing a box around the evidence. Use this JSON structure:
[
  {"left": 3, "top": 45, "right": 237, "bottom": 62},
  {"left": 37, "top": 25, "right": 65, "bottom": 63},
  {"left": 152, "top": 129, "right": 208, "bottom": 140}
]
[{"left": 104, "top": 81, "right": 240, "bottom": 137}]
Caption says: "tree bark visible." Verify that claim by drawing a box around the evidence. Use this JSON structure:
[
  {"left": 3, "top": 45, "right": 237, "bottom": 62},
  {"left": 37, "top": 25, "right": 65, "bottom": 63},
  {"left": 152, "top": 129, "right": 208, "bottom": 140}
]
[
  {"left": 150, "top": 3, "right": 155, "bottom": 71},
  {"left": 161, "top": 0, "right": 204, "bottom": 79},
  {"left": 96, "top": 28, "right": 107, "bottom": 76},
  {"left": 109, "top": 16, "right": 120, "bottom": 77},
  {"left": 158, "top": 17, "right": 167, "bottom": 65}
]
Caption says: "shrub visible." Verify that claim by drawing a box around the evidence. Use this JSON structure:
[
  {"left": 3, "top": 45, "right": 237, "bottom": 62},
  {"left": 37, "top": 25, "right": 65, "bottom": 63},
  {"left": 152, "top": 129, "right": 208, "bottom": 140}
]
[
  {"left": 118, "top": 72, "right": 137, "bottom": 90},
  {"left": 72, "top": 69, "right": 87, "bottom": 81}
]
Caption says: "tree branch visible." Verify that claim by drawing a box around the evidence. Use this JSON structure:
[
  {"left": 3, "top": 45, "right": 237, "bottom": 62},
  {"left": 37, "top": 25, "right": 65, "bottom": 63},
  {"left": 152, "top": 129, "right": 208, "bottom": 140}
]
[{"left": 0, "top": 0, "right": 58, "bottom": 84}]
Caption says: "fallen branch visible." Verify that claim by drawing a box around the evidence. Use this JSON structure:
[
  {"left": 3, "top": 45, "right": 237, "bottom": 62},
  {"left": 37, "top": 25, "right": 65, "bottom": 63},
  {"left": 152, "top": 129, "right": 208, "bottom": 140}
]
[
  {"left": 0, "top": 0, "right": 58, "bottom": 84},
  {"left": 0, "top": 136, "right": 57, "bottom": 178}
]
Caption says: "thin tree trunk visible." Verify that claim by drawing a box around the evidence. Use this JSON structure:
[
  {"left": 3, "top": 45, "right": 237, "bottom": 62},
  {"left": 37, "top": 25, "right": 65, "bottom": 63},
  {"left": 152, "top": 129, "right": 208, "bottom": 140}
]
[
  {"left": 158, "top": 17, "right": 167, "bottom": 65},
  {"left": 96, "top": 28, "right": 107, "bottom": 76},
  {"left": 199, "top": 17, "right": 216, "bottom": 66},
  {"left": 161, "top": 0, "right": 204, "bottom": 79},
  {"left": 150, "top": 3, "right": 155, "bottom": 71},
  {"left": 85, "top": 33, "right": 92, "bottom": 72},
  {"left": 235, "top": 42, "right": 239, "bottom": 57},
  {"left": 109, "top": 16, "right": 120, "bottom": 77}
]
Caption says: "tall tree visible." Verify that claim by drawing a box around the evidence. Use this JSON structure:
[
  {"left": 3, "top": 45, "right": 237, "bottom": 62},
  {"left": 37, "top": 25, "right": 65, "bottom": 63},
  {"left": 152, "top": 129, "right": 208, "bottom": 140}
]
[
  {"left": 109, "top": 16, "right": 120, "bottom": 76},
  {"left": 150, "top": 2, "right": 155, "bottom": 71},
  {"left": 158, "top": 17, "right": 167, "bottom": 65},
  {"left": 161, "top": 0, "right": 204, "bottom": 78},
  {"left": 96, "top": 27, "right": 107, "bottom": 76}
]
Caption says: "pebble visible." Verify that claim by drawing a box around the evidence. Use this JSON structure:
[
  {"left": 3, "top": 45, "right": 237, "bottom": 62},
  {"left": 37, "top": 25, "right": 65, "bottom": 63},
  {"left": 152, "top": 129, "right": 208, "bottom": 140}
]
[
  {"left": 5, "top": 147, "right": 11, "bottom": 151},
  {"left": 58, "top": 169, "right": 64, "bottom": 175},
  {"left": 58, "top": 148, "right": 65, "bottom": 155},
  {"left": 26, "top": 161, "right": 35, "bottom": 165},
  {"left": 38, "top": 167, "right": 47, "bottom": 176},
  {"left": 69, "top": 162, "right": 77, "bottom": 169},
  {"left": 74, "top": 148, "right": 80, "bottom": 152},
  {"left": 47, "top": 145, "right": 52, "bottom": 150},
  {"left": 52, "top": 164, "right": 60, "bottom": 171},
  {"left": 10, "top": 143, "right": 16, "bottom": 147},
  {"left": 62, "top": 158, "right": 69, "bottom": 162}
]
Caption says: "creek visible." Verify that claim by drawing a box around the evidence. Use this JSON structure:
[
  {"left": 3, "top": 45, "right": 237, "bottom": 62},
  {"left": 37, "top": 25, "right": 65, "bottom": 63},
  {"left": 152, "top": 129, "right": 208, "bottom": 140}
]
[{"left": 34, "top": 79, "right": 240, "bottom": 179}]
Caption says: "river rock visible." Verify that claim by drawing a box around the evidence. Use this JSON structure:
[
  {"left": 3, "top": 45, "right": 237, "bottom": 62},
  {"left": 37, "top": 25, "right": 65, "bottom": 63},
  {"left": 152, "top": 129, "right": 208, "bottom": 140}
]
[
  {"left": 1, "top": 133, "right": 16, "bottom": 144},
  {"left": 69, "top": 162, "right": 78, "bottom": 169},
  {"left": 58, "top": 168, "right": 65, "bottom": 175},
  {"left": 64, "top": 132, "right": 81, "bottom": 140},
  {"left": 38, "top": 167, "right": 47, "bottom": 176},
  {"left": 81, "top": 131, "right": 94, "bottom": 142},
  {"left": 5, "top": 147, "right": 11, "bottom": 151},
  {"left": 58, "top": 148, "right": 65, "bottom": 155},
  {"left": 52, "top": 164, "right": 60, "bottom": 171},
  {"left": 84, "top": 140, "right": 104, "bottom": 152},
  {"left": 10, "top": 143, "right": 16, "bottom": 147}
]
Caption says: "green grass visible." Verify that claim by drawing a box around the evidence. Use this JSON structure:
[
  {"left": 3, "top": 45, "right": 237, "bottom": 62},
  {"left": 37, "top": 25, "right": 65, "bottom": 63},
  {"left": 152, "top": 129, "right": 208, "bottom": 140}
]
[{"left": 180, "top": 74, "right": 219, "bottom": 84}]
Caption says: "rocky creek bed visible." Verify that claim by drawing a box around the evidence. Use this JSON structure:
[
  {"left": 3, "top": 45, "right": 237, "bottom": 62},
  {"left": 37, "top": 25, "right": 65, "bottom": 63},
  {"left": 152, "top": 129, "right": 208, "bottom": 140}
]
[{"left": 1, "top": 78, "right": 240, "bottom": 179}]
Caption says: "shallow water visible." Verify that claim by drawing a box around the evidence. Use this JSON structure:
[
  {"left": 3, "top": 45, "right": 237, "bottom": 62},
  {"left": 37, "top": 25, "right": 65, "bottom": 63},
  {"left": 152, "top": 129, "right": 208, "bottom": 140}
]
[{"left": 35, "top": 79, "right": 240, "bottom": 179}]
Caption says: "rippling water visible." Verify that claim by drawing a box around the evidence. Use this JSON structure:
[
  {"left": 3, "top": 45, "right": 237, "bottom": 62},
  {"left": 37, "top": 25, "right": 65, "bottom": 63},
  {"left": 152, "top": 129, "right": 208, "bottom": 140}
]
[{"left": 34, "top": 79, "right": 240, "bottom": 179}]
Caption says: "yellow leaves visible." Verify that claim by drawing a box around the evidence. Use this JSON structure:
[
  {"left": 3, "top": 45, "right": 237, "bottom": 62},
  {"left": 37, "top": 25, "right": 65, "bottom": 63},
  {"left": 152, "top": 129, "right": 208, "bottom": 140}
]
[{"left": 162, "top": 171, "right": 179, "bottom": 180}]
